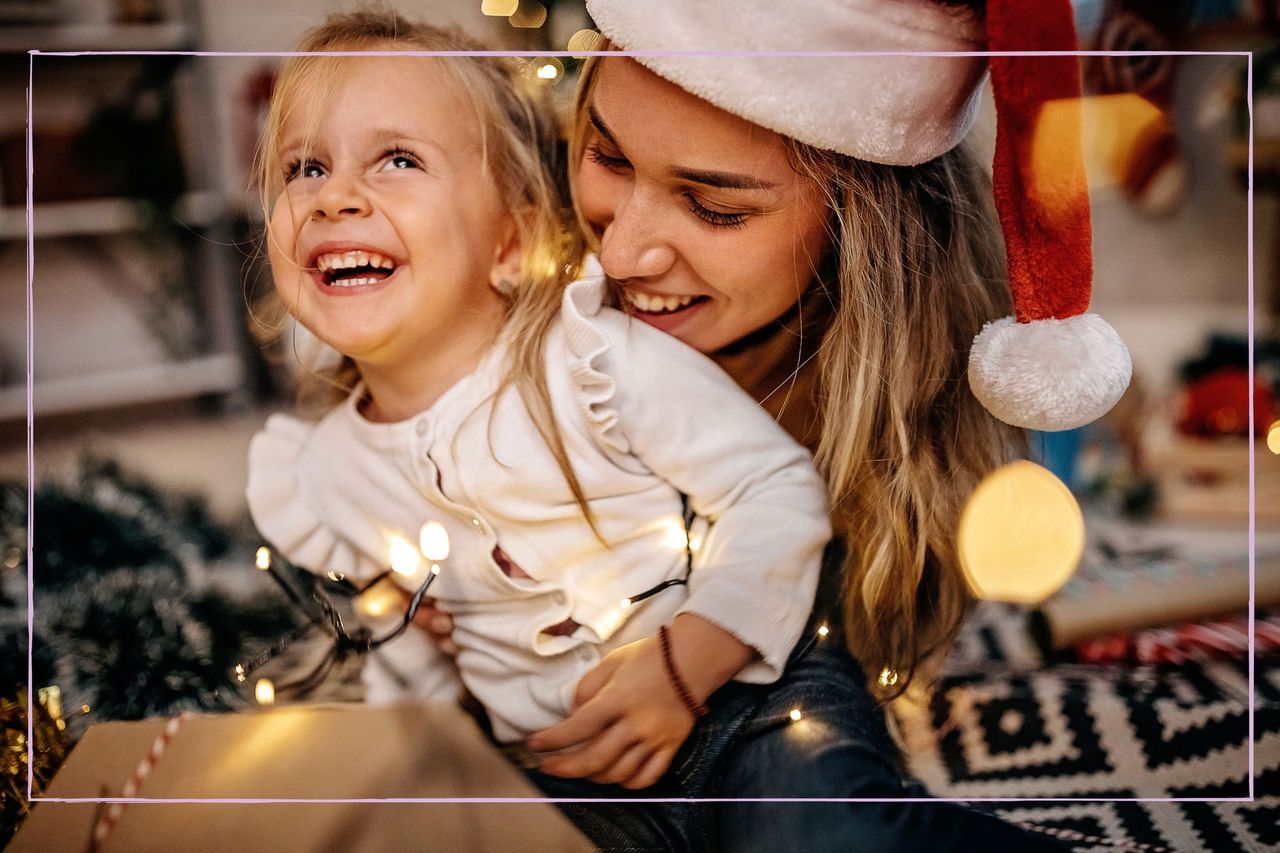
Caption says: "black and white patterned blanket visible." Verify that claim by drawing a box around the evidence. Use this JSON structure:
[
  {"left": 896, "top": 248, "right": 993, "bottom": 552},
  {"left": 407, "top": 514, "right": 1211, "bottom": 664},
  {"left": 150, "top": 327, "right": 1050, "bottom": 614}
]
[{"left": 898, "top": 602, "right": 1279, "bottom": 852}]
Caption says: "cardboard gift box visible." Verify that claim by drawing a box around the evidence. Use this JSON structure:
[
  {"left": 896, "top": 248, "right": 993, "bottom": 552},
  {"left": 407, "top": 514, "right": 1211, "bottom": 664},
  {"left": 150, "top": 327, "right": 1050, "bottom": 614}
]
[{"left": 11, "top": 702, "right": 595, "bottom": 853}]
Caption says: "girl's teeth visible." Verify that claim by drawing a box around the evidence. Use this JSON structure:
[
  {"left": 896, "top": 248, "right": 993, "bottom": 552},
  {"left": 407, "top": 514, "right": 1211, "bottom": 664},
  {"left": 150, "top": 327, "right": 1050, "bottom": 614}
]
[
  {"left": 315, "top": 251, "right": 397, "bottom": 270},
  {"left": 328, "top": 276, "right": 379, "bottom": 287}
]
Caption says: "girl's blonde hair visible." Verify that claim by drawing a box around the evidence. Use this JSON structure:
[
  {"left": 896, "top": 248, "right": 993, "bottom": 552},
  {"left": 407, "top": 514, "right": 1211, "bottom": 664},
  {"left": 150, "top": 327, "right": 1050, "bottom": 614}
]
[
  {"left": 254, "top": 10, "right": 599, "bottom": 532},
  {"left": 571, "top": 55, "right": 1021, "bottom": 699}
]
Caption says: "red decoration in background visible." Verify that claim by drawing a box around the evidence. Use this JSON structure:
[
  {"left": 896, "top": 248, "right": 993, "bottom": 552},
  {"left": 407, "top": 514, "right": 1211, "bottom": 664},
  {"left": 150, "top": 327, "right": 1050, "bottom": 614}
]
[
  {"left": 1177, "top": 367, "right": 1274, "bottom": 437},
  {"left": 1075, "top": 612, "right": 1280, "bottom": 665}
]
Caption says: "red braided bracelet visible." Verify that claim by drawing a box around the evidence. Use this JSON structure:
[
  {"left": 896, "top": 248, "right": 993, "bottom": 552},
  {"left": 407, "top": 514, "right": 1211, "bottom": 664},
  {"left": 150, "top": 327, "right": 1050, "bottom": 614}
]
[{"left": 658, "top": 624, "right": 709, "bottom": 719}]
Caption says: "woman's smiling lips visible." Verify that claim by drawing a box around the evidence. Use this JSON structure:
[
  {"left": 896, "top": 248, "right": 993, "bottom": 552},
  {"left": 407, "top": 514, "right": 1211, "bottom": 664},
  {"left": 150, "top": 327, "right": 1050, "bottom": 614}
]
[
  {"left": 622, "top": 287, "right": 709, "bottom": 332},
  {"left": 305, "top": 242, "right": 403, "bottom": 295}
]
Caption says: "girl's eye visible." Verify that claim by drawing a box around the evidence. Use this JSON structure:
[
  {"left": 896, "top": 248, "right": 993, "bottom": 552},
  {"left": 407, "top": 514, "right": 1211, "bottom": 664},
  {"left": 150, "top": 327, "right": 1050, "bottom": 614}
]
[
  {"left": 284, "top": 159, "right": 324, "bottom": 182},
  {"left": 683, "top": 193, "right": 750, "bottom": 230},
  {"left": 586, "top": 142, "right": 630, "bottom": 171},
  {"left": 380, "top": 149, "right": 422, "bottom": 172}
]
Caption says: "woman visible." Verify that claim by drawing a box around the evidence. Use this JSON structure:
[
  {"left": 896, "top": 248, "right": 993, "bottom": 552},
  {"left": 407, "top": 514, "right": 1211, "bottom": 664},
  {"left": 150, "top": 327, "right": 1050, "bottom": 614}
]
[{"left": 410, "top": 0, "right": 1114, "bottom": 848}]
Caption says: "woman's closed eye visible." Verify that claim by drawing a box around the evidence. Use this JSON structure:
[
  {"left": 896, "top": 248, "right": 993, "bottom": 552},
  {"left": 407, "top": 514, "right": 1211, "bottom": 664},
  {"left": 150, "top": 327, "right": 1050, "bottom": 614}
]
[
  {"left": 683, "top": 193, "right": 750, "bottom": 230},
  {"left": 586, "top": 142, "right": 630, "bottom": 171}
]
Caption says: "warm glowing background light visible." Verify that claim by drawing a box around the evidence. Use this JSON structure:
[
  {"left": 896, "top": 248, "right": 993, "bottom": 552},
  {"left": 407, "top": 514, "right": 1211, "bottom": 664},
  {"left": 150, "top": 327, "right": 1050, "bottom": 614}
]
[{"left": 957, "top": 461, "right": 1084, "bottom": 604}]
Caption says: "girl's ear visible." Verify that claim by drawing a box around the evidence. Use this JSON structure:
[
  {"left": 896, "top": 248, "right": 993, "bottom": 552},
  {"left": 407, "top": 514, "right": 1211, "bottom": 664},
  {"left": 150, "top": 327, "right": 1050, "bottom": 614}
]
[{"left": 489, "top": 216, "right": 522, "bottom": 298}]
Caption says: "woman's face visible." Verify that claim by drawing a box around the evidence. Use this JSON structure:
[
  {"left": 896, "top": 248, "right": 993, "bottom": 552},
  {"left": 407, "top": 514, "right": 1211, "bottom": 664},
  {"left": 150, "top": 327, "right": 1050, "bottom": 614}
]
[{"left": 575, "top": 58, "right": 831, "bottom": 354}]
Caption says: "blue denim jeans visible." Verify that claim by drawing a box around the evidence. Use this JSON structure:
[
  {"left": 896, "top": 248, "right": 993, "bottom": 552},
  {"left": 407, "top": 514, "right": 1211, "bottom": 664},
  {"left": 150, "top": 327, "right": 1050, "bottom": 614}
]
[{"left": 526, "top": 635, "right": 1066, "bottom": 852}]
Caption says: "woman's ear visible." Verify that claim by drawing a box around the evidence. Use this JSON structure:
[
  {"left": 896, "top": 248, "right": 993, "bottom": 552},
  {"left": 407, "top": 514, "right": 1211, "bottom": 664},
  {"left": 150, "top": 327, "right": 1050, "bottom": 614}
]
[{"left": 489, "top": 216, "right": 523, "bottom": 298}]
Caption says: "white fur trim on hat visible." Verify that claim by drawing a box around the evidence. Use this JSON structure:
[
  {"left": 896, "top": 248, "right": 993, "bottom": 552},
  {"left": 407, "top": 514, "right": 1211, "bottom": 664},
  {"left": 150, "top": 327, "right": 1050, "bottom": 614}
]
[
  {"left": 585, "top": 0, "right": 987, "bottom": 165},
  {"left": 968, "top": 314, "right": 1133, "bottom": 432}
]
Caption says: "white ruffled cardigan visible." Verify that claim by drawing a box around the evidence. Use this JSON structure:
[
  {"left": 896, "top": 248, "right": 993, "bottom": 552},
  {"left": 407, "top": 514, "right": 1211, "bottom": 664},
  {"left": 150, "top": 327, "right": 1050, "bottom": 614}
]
[{"left": 246, "top": 262, "right": 830, "bottom": 741}]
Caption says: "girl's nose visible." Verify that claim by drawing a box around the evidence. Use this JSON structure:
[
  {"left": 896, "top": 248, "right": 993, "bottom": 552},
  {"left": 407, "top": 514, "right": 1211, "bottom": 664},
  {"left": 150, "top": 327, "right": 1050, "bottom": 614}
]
[
  {"left": 596, "top": 192, "right": 677, "bottom": 281},
  {"left": 311, "top": 173, "right": 371, "bottom": 220}
]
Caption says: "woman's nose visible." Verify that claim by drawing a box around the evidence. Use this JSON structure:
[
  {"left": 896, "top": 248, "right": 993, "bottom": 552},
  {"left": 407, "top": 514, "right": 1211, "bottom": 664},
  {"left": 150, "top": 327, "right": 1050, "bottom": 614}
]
[
  {"left": 596, "top": 191, "right": 677, "bottom": 281},
  {"left": 311, "top": 172, "right": 371, "bottom": 220}
]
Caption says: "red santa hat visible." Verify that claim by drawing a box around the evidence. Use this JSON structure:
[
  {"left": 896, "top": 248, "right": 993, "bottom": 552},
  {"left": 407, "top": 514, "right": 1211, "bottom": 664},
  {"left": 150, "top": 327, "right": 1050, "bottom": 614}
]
[{"left": 586, "top": 0, "right": 1132, "bottom": 432}]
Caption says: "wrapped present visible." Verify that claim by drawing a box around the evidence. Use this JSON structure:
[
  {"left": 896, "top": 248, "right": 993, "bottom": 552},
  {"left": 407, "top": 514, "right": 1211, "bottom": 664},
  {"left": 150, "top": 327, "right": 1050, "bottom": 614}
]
[{"left": 10, "top": 702, "right": 592, "bottom": 853}]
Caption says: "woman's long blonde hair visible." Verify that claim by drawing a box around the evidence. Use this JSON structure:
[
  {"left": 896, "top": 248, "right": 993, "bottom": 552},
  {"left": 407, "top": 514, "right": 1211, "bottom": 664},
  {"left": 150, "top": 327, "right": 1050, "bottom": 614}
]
[
  {"left": 253, "top": 11, "right": 599, "bottom": 531},
  {"left": 571, "top": 55, "right": 1021, "bottom": 699}
]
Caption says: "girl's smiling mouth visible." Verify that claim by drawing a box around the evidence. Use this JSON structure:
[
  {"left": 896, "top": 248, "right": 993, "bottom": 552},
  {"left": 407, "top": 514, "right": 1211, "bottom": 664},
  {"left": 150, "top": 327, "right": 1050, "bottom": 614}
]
[{"left": 306, "top": 246, "right": 402, "bottom": 291}]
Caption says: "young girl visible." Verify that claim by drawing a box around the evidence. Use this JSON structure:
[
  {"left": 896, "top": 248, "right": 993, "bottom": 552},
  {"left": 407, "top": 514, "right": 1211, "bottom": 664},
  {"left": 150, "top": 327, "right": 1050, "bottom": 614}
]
[{"left": 245, "top": 11, "right": 830, "bottom": 773}]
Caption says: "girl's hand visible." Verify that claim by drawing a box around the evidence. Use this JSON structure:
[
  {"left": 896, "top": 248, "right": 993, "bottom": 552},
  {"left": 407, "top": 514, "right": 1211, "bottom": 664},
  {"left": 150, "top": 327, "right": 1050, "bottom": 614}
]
[
  {"left": 527, "top": 614, "right": 754, "bottom": 789},
  {"left": 405, "top": 593, "right": 459, "bottom": 657},
  {"left": 526, "top": 636, "right": 692, "bottom": 789}
]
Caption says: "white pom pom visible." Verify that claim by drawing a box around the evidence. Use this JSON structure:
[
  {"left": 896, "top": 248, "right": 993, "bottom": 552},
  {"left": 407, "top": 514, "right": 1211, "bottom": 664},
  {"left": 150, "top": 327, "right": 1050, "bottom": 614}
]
[{"left": 968, "top": 314, "right": 1132, "bottom": 432}]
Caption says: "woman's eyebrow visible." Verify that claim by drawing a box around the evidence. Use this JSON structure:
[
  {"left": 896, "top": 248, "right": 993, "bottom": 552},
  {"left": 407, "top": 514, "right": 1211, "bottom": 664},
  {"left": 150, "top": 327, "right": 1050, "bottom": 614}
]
[
  {"left": 670, "top": 166, "right": 777, "bottom": 191},
  {"left": 588, "top": 105, "right": 619, "bottom": 146},
  {"left": 587, "top": 104, "right": 776, "bottom": 191}
]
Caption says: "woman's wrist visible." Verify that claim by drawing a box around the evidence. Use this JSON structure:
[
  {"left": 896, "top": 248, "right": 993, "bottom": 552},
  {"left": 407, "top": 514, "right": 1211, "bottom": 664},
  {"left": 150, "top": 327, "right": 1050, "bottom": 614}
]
[{"left": 666, "top": 613, "right": 756, "bottom": 704}]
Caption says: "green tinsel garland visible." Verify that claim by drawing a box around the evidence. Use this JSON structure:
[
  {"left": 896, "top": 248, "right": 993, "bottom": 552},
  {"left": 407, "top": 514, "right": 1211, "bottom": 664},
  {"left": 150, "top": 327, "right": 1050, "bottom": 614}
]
[{"left": 0, "top": 455, "right": 301, "bottom": 844}]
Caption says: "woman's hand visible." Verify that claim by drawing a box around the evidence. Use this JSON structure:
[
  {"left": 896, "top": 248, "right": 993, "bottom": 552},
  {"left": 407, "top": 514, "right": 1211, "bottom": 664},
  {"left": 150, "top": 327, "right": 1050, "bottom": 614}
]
[
  {"left": 527, "top": 614, "right": 754, "bottom": 790},
  {"left": 526, "top": 635, "right": 693, "bottom": 789},
  {"left": 404, "top": 592, "right": 459, "bottom": 657}
]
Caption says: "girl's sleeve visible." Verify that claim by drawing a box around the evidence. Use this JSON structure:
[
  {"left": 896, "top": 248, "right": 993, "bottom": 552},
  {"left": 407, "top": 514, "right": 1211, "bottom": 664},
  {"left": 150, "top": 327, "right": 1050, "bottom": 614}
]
[
  {"left": 562, "top": 274, "right": 831, "bottom": 682},
  {"left": 246, "top": 412, "right": 383, "bottom": 581}
]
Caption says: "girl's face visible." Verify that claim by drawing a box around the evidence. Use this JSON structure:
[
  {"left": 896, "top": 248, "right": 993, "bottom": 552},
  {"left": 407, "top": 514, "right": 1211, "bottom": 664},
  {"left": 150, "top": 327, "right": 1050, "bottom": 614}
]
[
  {"left": 268, "top": 57, "right": 512, "bottom": 368},
  {"left": 575, "top": 59, "right": 831, "bottom": 354}
]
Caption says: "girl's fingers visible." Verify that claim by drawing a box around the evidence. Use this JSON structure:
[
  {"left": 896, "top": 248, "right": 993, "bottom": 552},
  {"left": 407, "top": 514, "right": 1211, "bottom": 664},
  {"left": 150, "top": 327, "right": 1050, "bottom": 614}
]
[
  {"left": 408, "top": 597, "right": 433, "bottom": 628},
  {"left": 589, "top": 741, "right": 652, "bottom": 786},
  {"left": 406, "top": 594, "right": 453, "bottom": 635},
  {"left": 621, "top": 746, "right": 676, "bottom": 790},
  {"left": 428, "top": 612, "right": 454, "bottom": 637},
  {"left": 537, "top": 721, "right": 636, "bottom": 779}
]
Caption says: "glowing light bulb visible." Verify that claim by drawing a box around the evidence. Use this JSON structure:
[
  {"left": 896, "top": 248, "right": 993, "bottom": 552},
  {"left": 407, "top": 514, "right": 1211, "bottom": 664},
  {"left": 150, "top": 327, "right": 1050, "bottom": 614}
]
[
  {"left": 537, "top": 63, "right": 558, "bottom": 80},
  {"left": 1268, "top": 420, "right": 1280, "bottom": 455},
  {"left": 389, "top": 536, "right": 421, "bottom": 577},
  {"left": 817, "top": 625, "right": 829, "bottom": 638},
  {"left": 418, "top": 521, "right": 450, "bottom": 561},
  {"left": 664, "top": 519, "right": 690, "bottom": 551},
  {"left": 789, "top": 708, "right": 803, "bottom": 722},
  {"left": 81, "top": 704, "right": 90, "bottom": 714},
  {"left": 255, "top": 678, "right": 275, "bottom": 705},
  {"left": 481, "top": 0, "right": 518, "bottom": 16},
  {"left": 957, "top": 461, "right": 1084, "bottom": 604},
  {"left": 255, "top": 547, "right": 271, "bottom": 570},
  {"left": 234, "top": 664, "right": 246, "bottom": 683},
  {"left": 620, "top": 598, "right": 632, "bottom": 609},
  {"left": 358, "top": 584, "right": 400, "bottom": 618},
  {"left": 878, "top": 667, "right": 899, "bottom": 688},
  {"left": 508, "top": 0, "right": 547, "bottom": 28},
  {"left": 567, "top": 28, "right": 603, "bottom": 55},
  {"left": 431, "top": 564, "right": 441, "bottom": 576}
]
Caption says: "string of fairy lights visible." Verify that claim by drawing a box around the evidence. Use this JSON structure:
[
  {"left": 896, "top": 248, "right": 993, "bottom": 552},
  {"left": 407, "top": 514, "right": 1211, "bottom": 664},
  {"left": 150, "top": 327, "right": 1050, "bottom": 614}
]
[
  {"left": 233, "top": 465, "right": 1103, "bottom": 724},
  {"left": 235, "top": 498, "right": 853, "bottom": 727}
]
